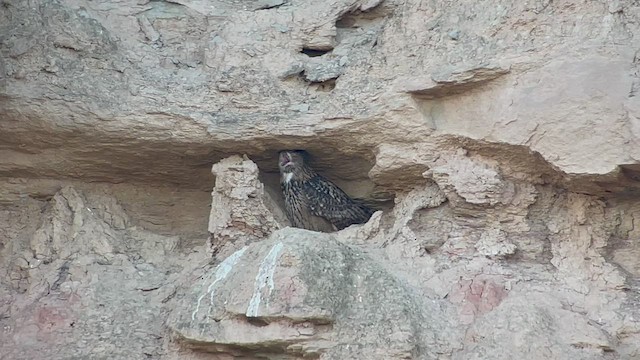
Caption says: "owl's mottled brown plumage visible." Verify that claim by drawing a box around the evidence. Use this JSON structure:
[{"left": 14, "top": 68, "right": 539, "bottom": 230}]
[{"left": 278, "top": 150, "right": 375, "bottom": 232}]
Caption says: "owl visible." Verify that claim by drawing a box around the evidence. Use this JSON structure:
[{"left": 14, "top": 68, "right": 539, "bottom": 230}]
[{"left": 278, "top": 150, "right": 375, "bottom": 232}]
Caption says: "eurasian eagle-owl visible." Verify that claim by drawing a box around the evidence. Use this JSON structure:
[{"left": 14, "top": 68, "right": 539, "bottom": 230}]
[{"left": 278, "top": 150, "right": 375, "bottom": 232}]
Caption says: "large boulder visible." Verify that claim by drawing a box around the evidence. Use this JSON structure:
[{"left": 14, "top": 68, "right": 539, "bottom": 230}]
[{"left": 168, "top": 227, "right": 461, "bottom": 359}]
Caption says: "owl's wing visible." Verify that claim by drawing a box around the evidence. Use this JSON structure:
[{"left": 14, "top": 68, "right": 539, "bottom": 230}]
[{"left": 302, "top": 175, "right": 374, "bottom": 229}]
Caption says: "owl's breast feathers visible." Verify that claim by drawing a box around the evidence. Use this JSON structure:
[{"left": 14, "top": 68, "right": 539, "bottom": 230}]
[{"left": 282, "top": 173, "right": 374, "bottom": 231}]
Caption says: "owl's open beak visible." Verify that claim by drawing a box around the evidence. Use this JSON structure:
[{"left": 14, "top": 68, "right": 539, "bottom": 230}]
[{"left": 280, "top": 152, "right": 293, "bottom": 167}]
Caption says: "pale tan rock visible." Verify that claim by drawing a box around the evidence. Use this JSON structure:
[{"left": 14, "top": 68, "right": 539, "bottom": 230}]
[
  {"left": 30, "top": 186, "right": 119, "bottom": 264},
  {"left": 0, "top": 183, "right": 209, "bottom": 360},
  {"left": 456, "top": 292, "right": 614, "bottom": 360},
  {"left": 168, "top": 227, "right": 461, "bottom": 359},
  {"left": 369, "top": 143, "right": 438, "bottom": 191},
  {"left": 430, "top": 150, "right": 516, "bottom": 206},
  {"left": 207, "top": 155, "right": 285, "bottom": 260},
  {"left": 395, "top": 64, "right": 511, "bottom": 99},
  {"left": 1, "top": 0, "right": 640, "bottom": 358},
  {"left": 474, "top": 229, "right": 517, "bottom": 258}
]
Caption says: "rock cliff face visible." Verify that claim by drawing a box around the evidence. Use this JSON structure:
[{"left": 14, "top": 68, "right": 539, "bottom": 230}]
[{"left": 1, "top": 0, "right": 640, "bottom": 359}]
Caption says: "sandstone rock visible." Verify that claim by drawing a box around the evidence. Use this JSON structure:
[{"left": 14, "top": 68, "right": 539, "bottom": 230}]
[
  {"left": 0, "top": 185, "right": 204, "bottom": 360},
  {"left": 429, "top": 149, "right": 516, "bottom": 207},
  {"left": 395, "top": 64, "right": 510, "bottom": 99},
  {"left": 474, "top": 229, "right": 517, "bottom": 258},
  {"left": 1, "top": 0, "right": 640, "bottom": 358},
  {"left": 303, "top": 59, "right": 345, "bottom": 83},
  {"left": 30, "top": 186, "right": 123, "bottom": 264},
  {"left": 0, "top": 0, "right": 637, "bottom": 194},
  {"left": 168, "top": 227, "right": 461, "bottom": 359},
  {"left": 207, "top": 155, "right": 285, "bottom": 260},
  {"left": 456, "top": 292, "right": 614, "bottom": 360}
]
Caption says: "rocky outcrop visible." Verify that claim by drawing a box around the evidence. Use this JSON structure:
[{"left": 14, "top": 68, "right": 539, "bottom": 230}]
[
  {"left": 1, "top": 0, "right": 640, "bottom": 359},
  {"left": 169, "top": 228, "right": 460, "bottom": 359},
  {"left": 456, "top": 292, "right": 615, "bottom": 360},
  {"left": 0, "top": 185, "right": 198, "bottom": 359},
  {"left": 2, "top": 0, "right": 638, "bottom": 194},
  {"left": 207, "top": 155, "right": 285, "bottom": 260}
]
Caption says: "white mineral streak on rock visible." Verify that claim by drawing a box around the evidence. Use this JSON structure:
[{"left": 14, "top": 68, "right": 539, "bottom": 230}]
[
  {"left": 192, "top": 246, "right": 248, "bottom": 321},
  {"left": 246, "top": 242, "right": 284, "bottom": 317}
]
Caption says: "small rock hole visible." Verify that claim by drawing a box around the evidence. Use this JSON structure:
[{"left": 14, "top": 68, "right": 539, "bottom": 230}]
[
  {"left": 246, "top": 317, "right": 269, "bottom": 327},
  {"left": 336, "top": 16, "right": 357, "bottom": 28},
  {"left": 300, "top": 48, "right": 331, "bottom": 57}
]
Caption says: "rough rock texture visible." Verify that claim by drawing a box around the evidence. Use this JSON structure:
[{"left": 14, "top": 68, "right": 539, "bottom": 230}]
[
  {"left": 2, "top": 0, "right": 640, "bottom": 359},
  {"left": 0, "top": 183, "right": 209, "bottom": 359},
  {"left": 207, "top": 155, "right": 285, "bottom": 260},
  {"left": 169, "top": 228, "right": 459, "bottom": 359}
]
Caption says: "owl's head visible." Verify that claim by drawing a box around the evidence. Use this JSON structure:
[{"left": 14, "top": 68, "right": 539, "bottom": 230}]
[{"left": 278, "top": 150, "right": 308, "bottom": 174}]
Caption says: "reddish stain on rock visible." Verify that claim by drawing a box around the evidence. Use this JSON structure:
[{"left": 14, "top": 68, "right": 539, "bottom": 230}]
[
  {"left": 37, "top": 306, "right": 69, "bottom": 331},
  {"left": 448, "top": 276, "right": 509, "bottom": 324}
]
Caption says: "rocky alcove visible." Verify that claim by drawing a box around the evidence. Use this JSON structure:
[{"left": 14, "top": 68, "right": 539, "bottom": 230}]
[{"left": 2, "top": 0, "right": 640, "bottom": 359}]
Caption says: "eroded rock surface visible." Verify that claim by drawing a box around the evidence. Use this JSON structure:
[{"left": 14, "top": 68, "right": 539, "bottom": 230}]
[
  {"left": 207, "top": 155, "right": 285, "bottom": 260},
  {"left": 456, "top": 292, "right": 615, "bottom": 360},
  {"left": 169, "top": 228, "right": 459, "bottom": 359},
  {"left": 0, "top": 184, "right": 208, "bottom": 359},
  {"left": 2, "top": 0, "right": 640, "bottom": 359},
  {"left": 1, "top": 0, "right": 638, "bottom": 194}
]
